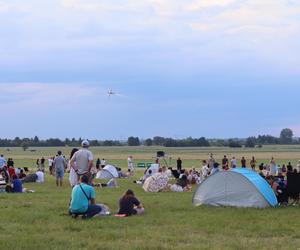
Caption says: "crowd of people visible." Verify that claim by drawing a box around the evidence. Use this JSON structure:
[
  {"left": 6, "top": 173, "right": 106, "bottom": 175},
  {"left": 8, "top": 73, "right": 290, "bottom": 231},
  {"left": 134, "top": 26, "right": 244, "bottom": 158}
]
[
  {"left": 2, "top": 146, "right": 300, "bottom": 218},
  {"left": 0, "top": 154, "right": 44, "bottom": 193}
]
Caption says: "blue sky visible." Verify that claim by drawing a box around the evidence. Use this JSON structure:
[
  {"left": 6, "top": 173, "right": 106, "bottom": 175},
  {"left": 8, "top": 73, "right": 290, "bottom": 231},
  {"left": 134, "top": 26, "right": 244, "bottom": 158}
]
[{"left": 1, "top": 0, "right": 300, "bottom": 139}]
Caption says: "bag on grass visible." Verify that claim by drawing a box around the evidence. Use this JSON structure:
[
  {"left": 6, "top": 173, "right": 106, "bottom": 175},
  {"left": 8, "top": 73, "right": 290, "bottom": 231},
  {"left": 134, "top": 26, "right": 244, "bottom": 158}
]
[{"left": 96, "top": 204, "right": 111, "bottom": 216}]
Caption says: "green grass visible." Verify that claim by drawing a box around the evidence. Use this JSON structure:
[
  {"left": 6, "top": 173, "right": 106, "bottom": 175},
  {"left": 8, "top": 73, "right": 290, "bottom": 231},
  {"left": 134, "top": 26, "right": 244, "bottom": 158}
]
[{"left": 1, "top": 146, "right": 300, "bottom": 249}]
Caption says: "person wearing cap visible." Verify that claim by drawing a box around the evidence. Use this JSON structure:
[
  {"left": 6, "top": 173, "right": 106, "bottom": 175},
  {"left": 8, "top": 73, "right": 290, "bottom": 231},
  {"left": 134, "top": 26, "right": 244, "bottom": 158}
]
[
  {"left": 53, "top": 150, "right": 66, "bottom": 187},
  {"left": 70, "top": 140, "right": 94, "bottom": 183}
]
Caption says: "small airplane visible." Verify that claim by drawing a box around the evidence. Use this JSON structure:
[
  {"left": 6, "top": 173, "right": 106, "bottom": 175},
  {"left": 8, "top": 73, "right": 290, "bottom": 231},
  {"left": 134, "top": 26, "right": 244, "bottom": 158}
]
[{"left": 107, "top": 88, "right": 116, "bottom": 97}]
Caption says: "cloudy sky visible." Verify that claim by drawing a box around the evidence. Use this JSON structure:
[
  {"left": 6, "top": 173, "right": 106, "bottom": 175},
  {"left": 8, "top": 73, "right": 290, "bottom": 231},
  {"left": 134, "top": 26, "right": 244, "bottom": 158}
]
[{"left": 1, "top": 0, "right": 300, "bottom": 139}]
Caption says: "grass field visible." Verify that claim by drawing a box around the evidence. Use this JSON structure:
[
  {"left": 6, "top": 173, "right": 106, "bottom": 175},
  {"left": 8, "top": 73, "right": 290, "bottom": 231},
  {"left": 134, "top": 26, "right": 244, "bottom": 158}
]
[{"left": 1, "top": 146, "right": 300, "bottom": 249}]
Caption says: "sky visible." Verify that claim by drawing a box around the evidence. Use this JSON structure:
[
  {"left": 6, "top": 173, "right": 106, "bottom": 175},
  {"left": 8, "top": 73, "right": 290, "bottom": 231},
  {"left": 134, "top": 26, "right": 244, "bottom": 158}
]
[{"left": 1, "top": 0, "right": 300, "bottom": 140}]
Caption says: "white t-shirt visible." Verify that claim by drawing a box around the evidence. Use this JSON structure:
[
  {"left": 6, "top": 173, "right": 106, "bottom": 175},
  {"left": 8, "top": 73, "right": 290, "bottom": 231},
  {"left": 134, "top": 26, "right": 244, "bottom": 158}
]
[
  {"left": 48, "top": 158, "right": 53, "bottom": 167},
  {"left": 231, "top": 159, "right": 237, "bottom": 167},
  {"left": 0, "top": 156, "right": 6, "bottom": 168},
  {"left": 127, "top": 157, "right": 133, "bottom": 170},
  {"left": 202, "top": 165, "right": 209, "bottom": 177},
  {"left": 35, "top": 171, "right": 44, "bottom": 183}
]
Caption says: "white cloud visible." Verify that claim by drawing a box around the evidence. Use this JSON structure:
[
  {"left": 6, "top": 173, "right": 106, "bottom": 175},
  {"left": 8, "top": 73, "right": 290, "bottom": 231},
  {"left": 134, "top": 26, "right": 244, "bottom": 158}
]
[
  {"left": 0, "top": 83, "right": 103, "bottom": 109},
  {"left": 0, "top": 0, "right": 300, "bottom": 75},
  {"left": 186, "top": 0, "right": 236, "bottom": 11}
]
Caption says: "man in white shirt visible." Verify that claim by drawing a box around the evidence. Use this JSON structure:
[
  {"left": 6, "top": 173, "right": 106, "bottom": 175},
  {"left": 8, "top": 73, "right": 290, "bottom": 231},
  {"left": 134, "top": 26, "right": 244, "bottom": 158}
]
[
  {"left": 230, "top": 157, "right": 237, "bottom": 168},
  {"left": 201, "top": 160, "right": 209, "bottom": 181},
  {"left": 70, "top": 140, "right": 93, "bottom": 182}
]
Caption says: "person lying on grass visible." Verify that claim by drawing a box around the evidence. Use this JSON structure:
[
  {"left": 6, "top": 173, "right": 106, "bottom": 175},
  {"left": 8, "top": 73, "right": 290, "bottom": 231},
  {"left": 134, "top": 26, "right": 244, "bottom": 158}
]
[
  {"left": 69, "top": 174, "right": 102, "bottom": 219},
  {"left": 94, "top": 178, "right": 118, "bottom": 188},
  {"left": 117, "top": 189, "right": 144, "bottom": 216}
]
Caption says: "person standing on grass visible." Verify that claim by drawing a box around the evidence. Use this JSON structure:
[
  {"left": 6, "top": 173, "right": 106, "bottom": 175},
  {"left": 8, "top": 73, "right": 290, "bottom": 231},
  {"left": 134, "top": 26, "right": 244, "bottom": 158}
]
[
  {"left": 250, "top": 156, "right": 257, "bottom": 171},
  {"left": 70, "top": 140, "right": 94, "bottom": 183},
  {"left": 222, "top": 155, "right": 229, "bottom": 170},
  {"left": 69, "top": 175, "right": 102, "bottom": 219},
  {"left": 177, "top": 157, "right": 182, "bottom": 171},
  {"left": 48, "top": 157, "right": 53, "bottom": 174},
  {"left": 40, "top": 157, "right": 45, "bottom": 170},
  {"left": 269, "top": 157, "right": 277, "bottom": 175},
  {"left": 208, "top": 153, "right": 215, "bottom": 171},
  {"left": 68, "top": 148, "right": 79, "bottom": 188},
  {"left": 54, "top": 151, "right": 66, "bottom": 187},
  {"left": 241, "top": 157, "right": 246, "bottom": 168},
  {"left": 96, "top": 158, "right": 101, "bottom": 170},
  {"left": 127, "top": 156, "right": 134, "bottom": 176},
  {"left": 100, "top": 158, "right": 106, "bottom": 169},
  {"left": 230, "top": 156, "right": 237, "bottom": 168},
  {"left": 287, "top": 161, "right": 293, "bottom": 173}
]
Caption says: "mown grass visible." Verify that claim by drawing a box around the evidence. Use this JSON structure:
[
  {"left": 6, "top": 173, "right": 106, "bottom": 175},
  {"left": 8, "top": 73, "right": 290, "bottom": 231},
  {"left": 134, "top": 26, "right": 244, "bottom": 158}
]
[{"left": 1, "top": 146, "right": 300, "bottom": 249}]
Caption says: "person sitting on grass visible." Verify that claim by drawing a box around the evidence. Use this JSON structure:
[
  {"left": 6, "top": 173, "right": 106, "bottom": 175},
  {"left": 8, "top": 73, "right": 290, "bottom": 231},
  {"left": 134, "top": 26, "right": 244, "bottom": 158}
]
[
  {"left": 69, "top": 175, "right": 102, "bottom": 219},
  {"left": 187, "top": 168, "right": 200, "bottom": 185},
  {"left": 0, "top": 172, "right": 7, "bottom": 193},
  {"left": 35, "top": 169, "right": 44, "bottom": 183},
  {"left": 11, "top": 174, "right": 23, "bottom": 193},
  {"left": 210, "top": 163, "right": 220, "bottom": 176},
  {"left": 0, "top": 166, "right": 10, "bottom": 183},
  {"left": 117, "top": 189, "right": 144, "bottom": 216},
  {"left": 170, "top": 173, "right": 192, "bottom": 192},
  {"left": 266, "top": 176, "right": 279, "bottom": 201}
]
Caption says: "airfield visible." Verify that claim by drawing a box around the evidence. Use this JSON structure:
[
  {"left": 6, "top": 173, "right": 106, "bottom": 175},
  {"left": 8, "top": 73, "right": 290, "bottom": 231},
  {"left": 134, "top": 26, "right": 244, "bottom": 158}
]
[{"left": 1, "top": 146, "right": 300, "bottom": 249}]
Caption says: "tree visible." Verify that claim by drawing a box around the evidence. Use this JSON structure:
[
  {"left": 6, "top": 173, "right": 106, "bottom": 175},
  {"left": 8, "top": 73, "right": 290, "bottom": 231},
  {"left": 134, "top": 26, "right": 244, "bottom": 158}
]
[
  {"left": 144, "top": 138, "right": 153, "bottom": 146},
  {"left": 197, "top": 137, "right": 210, "bottom": 147},
  {"left": 21, "top": 142, "right": 29, "bottom": 151},
  {"left": 228, "top": 139, "right": 242, "bottom": 148},
  {"left": 245, "top": 137, "right": 256, "bottom": 148},
  {"left": 280, "top": 128, "right": 293, "bottom": 144},
  {"left": 127, "top": 137, "right": 140, "bottom": 146},
  {"left": 152, "top": 136, "right": 166, "bottom": 146}
]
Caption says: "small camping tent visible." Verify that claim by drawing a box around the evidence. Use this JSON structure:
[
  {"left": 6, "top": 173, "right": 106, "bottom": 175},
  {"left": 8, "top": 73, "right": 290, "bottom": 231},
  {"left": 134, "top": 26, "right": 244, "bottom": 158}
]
[
  {"left": 193, "top": 168, "right": 278, "bottom": 208},
  {"left": 144, "top": 164, "right": 159, "bottom": 177},
  {"left": 143, "top": 172, "right": 169, "bottom": 192},
  {"left": 96, "top": 165, "right": 119, "bottom": 179}
]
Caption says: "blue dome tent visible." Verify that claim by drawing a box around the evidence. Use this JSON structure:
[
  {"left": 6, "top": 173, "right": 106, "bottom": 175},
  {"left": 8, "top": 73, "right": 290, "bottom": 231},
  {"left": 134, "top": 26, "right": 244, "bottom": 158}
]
[{"left": 193, "top": 168, "right": 278, "bottom": 208}]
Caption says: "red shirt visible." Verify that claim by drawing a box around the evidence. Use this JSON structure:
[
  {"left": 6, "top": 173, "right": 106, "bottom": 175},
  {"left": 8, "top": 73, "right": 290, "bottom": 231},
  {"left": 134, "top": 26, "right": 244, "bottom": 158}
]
[{"left": 8, "top": 167, "right": 15, "bottom": 178}]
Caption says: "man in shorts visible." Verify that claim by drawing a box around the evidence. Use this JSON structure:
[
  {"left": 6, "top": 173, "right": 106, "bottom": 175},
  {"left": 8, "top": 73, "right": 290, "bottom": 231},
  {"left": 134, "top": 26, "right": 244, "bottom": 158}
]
[
  {"left": 53, "top": 151, "right": 66, "bottom": 187},
  {"left": 70, "top": 140, "right": 94, "bottom": 183}
]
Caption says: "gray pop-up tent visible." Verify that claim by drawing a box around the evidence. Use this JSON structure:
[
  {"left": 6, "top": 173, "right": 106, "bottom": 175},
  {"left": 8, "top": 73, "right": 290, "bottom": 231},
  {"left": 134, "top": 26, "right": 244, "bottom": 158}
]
[
  {"left": 193, "top": 168, "right": 278, "bottom": 208},
  {"left": 96, "top": 165, "right": 119, "bottom": 179}
]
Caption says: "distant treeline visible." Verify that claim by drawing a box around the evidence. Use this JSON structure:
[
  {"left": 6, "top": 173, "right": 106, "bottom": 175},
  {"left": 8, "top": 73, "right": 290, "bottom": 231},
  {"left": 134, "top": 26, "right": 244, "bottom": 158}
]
[{"left": 0, "top": 128, "right": 297, "bottom": 149}]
